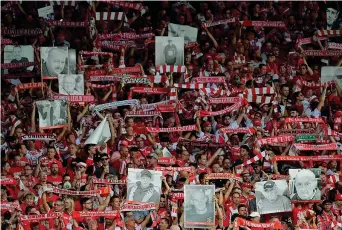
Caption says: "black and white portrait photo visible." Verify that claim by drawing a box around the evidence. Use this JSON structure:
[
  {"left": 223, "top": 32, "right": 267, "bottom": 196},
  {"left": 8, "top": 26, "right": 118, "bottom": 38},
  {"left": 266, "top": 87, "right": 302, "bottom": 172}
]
[
  {"left": 155, "top": 36, "right": 184, "bottom": 66},
  {"left": 3, "top": 45, "right": 34, "bottom": 73},
  {"left": 36, "top": 100, "right": 68, "bottom": 129},
  {"left": 68, "top": 49, "right": 77, "bottom": 74},
  {"left": 326, "top": 2, "right": 342, "bottom": 29},
  {"left": 289, "top": 168, "right": 321, "bottom": 201},
  {"left": 127, "top": 169, "right": 162, "bottom": 204},
  {"left": 321, "top": 67, "right": 342, "bottom": 89},
  {"left": 168, "top": 23, "right": 198, "bottom": 44},
  {"left": 255, "top": 180, "right": 291, "bottom": 215},
  {"left": 40, "top": 47, "right": 69, "bottom": 78},
  {"left": 58, "top": 74, "right": 84, "bottom": 95},
  {"left": 184, "top": 185, "right": 215, "bottom": 229}
]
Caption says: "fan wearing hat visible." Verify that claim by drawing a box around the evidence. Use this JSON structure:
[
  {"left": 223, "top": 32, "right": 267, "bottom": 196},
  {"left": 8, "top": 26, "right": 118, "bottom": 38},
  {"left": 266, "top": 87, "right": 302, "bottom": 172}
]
[
  {"left": 257, "top": 181, "right": 291, "bottom": 214},
  {"left": 240, "top": 183, "right": 255, "bottom": 207},
  {"left": 249, "top": 212, "right": 263, "bottom": 230},
  {"left": 127, "top": 169, "right": 160, "bottom": 203}
]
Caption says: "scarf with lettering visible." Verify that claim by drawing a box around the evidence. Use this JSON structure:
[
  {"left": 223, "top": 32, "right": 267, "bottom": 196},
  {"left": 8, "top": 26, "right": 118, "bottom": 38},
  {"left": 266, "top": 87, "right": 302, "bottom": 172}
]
[
  {"left": 146, "top": 125, "right": 196, "bottom": 133},
  {"left": 202, "top": 18, "right": 236, "bottom": 27}
]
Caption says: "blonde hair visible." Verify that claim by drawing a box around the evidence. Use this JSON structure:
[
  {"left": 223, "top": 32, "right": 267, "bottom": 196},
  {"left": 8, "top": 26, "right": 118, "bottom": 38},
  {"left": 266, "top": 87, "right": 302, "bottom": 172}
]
[{"left": 64, "top": 198, "right": 75, "bottom": 212}]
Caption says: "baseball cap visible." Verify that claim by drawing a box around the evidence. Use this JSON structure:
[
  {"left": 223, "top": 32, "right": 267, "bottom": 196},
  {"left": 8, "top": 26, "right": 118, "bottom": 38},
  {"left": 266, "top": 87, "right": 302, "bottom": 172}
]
[
  {"left": 264, "top": 181, "right": 275, "bottom": 190},
  {"left": 241, "top": 183, "right": 252, "bottom": 189},
  {"left": 335, "top": 194, "right": 342, "bottom": 201},
  {"left": 249, "top": 212, "right": 260, "bottom": 218},
  {"left": 140, "top": 169, "right": 152, "bottom": 178}
]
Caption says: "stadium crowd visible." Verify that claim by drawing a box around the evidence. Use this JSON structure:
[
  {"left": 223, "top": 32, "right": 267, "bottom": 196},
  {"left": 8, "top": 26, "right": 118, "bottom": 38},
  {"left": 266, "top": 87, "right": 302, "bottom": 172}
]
[{"left": 1, "top": 1, "right": 342, "bottom": 230}]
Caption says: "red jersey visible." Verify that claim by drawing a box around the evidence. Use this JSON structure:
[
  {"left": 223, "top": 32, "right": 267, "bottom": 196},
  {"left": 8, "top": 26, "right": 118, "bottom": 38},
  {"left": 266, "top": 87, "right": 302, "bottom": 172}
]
[
  {"left": 48, "top": 210, "right": 71, "bottom": 230},
  {"left": 224, "top": 202, "right": 238, "bottom": 227},
  {"left": 230, "top": 146, "right": 240, "bottom": 162},
  {"left": 47, "top": 175, "right": 63, "bottom": 186},
  {"left": 240, "top": 194, "right": 255, "bottom": 207}
]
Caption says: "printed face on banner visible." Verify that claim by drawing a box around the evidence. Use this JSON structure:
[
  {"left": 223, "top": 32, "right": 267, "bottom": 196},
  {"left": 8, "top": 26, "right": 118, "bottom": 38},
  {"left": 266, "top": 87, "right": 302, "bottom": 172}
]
[
  {"left": 36, "top": 100, "right": 68, "bottom": 129},
  {"left": 289, "top": 168, "right": 321, "bottom": 201},
  {"left": 58, "top": 74, "right": 84, "bottom": 95},
  {"left": 155, "top": 36, "right": 184, "bottom": 66},
  {"left": 255, "top": 180, "right": 291, "bottom": 214},
  {"left": 127, "top": 168, "right": 162, "bottom": 204},
  {"left": 41, "top": 47, "right": 69, "bottom": 79},
  {"left": 321, "top": 67, "right": 342, "bottom": 89},
  {"left": 184, "top": 184, "right": 215, "bottom": 229},
  {"left": 326, "top": 5, "right": 341, "bottom": 29},
  {"left": 168, "top": 23, "right": 198, "bottom": 44},
  {"left": 3, "top": 45, "right": 34, "bottom": 73}
]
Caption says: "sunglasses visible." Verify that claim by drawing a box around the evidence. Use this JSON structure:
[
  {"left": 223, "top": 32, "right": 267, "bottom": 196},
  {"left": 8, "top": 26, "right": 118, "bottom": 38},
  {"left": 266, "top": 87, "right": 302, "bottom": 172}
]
[{"left": 101, "top": 158, "right": 109, "bottom": 161}]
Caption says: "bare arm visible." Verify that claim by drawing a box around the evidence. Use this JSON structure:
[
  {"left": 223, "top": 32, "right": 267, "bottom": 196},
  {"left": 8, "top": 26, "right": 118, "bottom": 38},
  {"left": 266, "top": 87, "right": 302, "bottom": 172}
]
[
  {"left": 30, "top": 102, "right": 36, "bottom": 133},
  {"left": 317, "top": 84, "right": 328, "bottom": 112},
  {"left": 102, "top": 87, "right": 113, "bottom": 102},
  {"left": 76, "top": 104, "right": 89, "bottom": 123},
  {"left": 141, "top": 214, "right": 151, "bottom": 229},
  {"left": 206, "top": 148, "right": 222, "bottom": 167},
  {"left": 203, "top": 27, "right": 218, "bottom": 48}
]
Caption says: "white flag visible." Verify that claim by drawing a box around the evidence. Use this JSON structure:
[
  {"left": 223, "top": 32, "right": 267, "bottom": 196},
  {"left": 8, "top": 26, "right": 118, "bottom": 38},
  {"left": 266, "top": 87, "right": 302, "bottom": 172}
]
[
  {"left": 162, "top": 147, "right": 172, "bottom": 157},
  {"left": 84, "top": 116, "right": 111, "bottom": 145}
]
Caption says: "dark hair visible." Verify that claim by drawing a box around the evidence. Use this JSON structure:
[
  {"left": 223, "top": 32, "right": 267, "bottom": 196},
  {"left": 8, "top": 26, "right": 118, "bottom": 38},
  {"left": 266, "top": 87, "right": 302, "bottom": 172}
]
[
  {"left": 81, "top": 197, "right": 92, "bottom": 205},
  {"left": 238, "top": 204, "right": 247, "bottom": 211}
]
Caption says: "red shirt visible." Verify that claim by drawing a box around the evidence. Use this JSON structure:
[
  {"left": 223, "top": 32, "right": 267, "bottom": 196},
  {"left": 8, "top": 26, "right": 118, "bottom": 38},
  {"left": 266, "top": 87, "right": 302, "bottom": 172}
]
[
  {"left": 9, "top": 166, "right": 23, "bottom": 177},
  {"left": 47, "top": 175, "right": 63, "bottom": 186},
  {"left": 48, "top": 210, "right": 71, "bottom": 230},
  {"left": 38, "top": 193, "right": 60, "bottom": 206},
  {"left": 230, "top": 146, "right": 240, "bottom": 162}
]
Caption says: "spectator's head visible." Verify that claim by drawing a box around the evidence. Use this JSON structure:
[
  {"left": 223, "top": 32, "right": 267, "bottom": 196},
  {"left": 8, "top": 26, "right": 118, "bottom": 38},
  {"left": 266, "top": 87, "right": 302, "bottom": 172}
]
[
  {"left": 50, "top": 162, "right": 59, "bottom": 176},
  {"left": 47, "top": 146, "right": 57, "bottom": 159},
  {"left": 81, "top": 197, "right": 93, "bottom": 211},
  {"left": 232, "top": 192, "right": 240, "bottom": 205},
  {"left": 1, "top": 162, "right": 10, "bottom": 174},
  {"left": 238, "top": 204, "right": 247, "bottom": 216},
  {"left": 101, "top": 154, "right": 110, "bottom": 166},
  {"left": 53, "top": 199, "right": 65, "bottom": 212},
  {"left": 85, "top": 144, "right": 96, "bottom": 156},
  {"left": 249, "top": 212, "right": 261, "bottom": 223}
]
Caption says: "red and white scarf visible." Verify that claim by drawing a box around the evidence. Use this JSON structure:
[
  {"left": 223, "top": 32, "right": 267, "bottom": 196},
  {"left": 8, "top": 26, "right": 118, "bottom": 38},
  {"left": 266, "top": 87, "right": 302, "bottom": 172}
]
[
  {"left": 95, "top": 12, "right": 127, "bottom": 22},
  {"left": 146, "top": 125, "right": 196, "bottom": 133}
]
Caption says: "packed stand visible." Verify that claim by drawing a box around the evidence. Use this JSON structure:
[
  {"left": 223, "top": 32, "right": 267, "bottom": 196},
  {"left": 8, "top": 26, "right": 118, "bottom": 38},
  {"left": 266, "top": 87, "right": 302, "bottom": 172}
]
[{"left": 1, "top": 1, "right": 342, "bottom": 230}]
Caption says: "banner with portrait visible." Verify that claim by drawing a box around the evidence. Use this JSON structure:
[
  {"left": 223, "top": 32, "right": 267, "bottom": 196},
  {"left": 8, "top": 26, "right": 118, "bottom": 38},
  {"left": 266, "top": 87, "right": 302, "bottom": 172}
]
[
  {"left": 184, "top": 184, "right": 215, "bottom": 229},
  {"left": 3, "top": 45, "right": 34, "bottom": 74},
  {"left": 155, "top": 36, "right": 184, "bottom": 66},
  {"left": 326, "top": 2, "right": 342, "bottom": 30},
  {"left": 40, "top": 47, "right": 69, "bottom": 80},
  {"left": 127, "top": 168, "right": 162, "bottom": 204},
  {"left": 36, "top": 100, "right": 68, "bottom": 129},
  {"left": 321, "top": 66, "right": 342, "bottom": 89},
  {"left": 168, "top": 23, "right": 198, "bottom": 44},
  {"left": 255, "top": 180, "right": 291, "bottom": 215},
  {"left": 58, "top": 74, "right": 84, "bottom": 95},
  {"left": 289, "top": 168, "right": 321, "bottom": 201}
]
